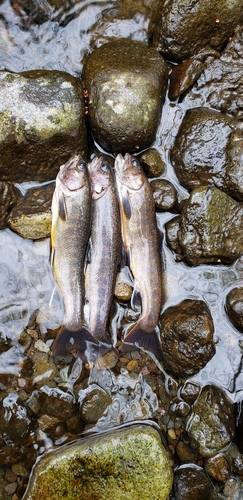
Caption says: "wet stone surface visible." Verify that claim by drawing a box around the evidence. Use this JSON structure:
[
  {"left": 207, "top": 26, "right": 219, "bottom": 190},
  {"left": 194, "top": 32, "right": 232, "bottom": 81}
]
[
  {"left": 160, "top": 299, "right": 215, "bottom": 378},
  {"left": 1, "top": 0, "right": 243, "bottom": 499}
]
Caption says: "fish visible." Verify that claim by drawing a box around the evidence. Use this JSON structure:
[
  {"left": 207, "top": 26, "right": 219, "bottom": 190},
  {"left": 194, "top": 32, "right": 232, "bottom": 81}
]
[
  {"left": 51, "top": 154, "right": 96, "bottom": 356},
  {"left": 114, "top": 152, "right": 163, "bottom": 360},
  {"left": 87, "top": 155, "right": 121, "bottom": 345}
]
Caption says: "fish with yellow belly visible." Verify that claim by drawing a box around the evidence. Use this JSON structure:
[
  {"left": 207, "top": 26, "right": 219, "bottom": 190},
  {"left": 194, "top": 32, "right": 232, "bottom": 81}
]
[{"left": 114, "top": 153, "right": 164, "bottom": 360}]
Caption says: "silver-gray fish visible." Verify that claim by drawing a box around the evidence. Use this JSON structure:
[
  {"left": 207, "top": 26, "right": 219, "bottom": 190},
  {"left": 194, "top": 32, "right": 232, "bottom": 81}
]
[
  {"left": 51, "top": 155, "right": 95, "bottom": 356},
  {"left": 87, "top": 156, "right": 121, "bottom": 344},
  {"left": 114, "top": 153, "right": 163, "bottom": 360}
]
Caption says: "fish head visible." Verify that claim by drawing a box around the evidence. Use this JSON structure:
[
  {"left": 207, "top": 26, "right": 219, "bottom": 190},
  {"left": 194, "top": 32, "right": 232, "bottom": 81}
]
[
  {"left": 57, "top": 155, "right": 89, "bottom": 194},
  {"left": 88, "top": 156, "right": 114, "bottom": 200},
  {"left": 114, "top": 153, "right": 145, "bottom": 191}
]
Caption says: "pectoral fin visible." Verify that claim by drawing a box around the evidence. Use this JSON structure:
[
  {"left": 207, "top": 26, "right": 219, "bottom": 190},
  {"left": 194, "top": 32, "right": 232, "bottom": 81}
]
[
  {"left": 121, "top": 188, "right": 131, "bottom": 219},
  {"left": 58, "top": 192, "right": 67, "bottom": 221}
]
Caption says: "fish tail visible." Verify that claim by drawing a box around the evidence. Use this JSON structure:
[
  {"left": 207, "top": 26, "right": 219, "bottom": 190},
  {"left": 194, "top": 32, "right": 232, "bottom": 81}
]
[
  {"left": 121, "top": 322, "right": 164, "bottom": 361},
  {"left": 52, "top": 325, "right": 97, "bottom": 357}
]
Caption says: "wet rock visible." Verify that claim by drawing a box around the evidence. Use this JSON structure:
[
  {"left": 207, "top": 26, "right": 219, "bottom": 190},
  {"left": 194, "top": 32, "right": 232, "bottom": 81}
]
[
  {"left": 160, "top": 299, "right": 215, "bottom": 378},
  {"left": 8, "top": 183, "right": 54, "bottom": 240},
  {"left": 151, "top": 179, "right": 177, "bottom": 211},
  {"left": 0, "top": 393, "right": 31, "bottom": 446},
  {"left": 226, "top": 287, "right": 243, "bottom": 333},
  {"left": 205, "top": 454, "right": 230, "bottom": 483},
  {"left": 171, "top": 108, "right": 243, "bottom": 201},
  {"left": 169, "top": 58, "right": 205, "bottom": 100},
  {"left": 23, "top": 423, "right": 173, "bottom": 500},
  {"left": 165, "top": 216, "right": 184, "bottom": 262},
  {"left": 186, "top": 385, "right": 235, "bottom": 457},
  {"left": 173, "top": 464, "right": 214, "bottom": 500},
  {"left": 139, "top": 149, "right": 165, "bottom": 178},
  {"left": 0, "top": 182, "right": 22, "bottom": 229},
  {"left": 38, "top": 414, "right": 66, "bottom": 439},
  {"left": 114, "top": 280, "right": 133, "bottom": 301},
  {"left": 166, "top": 187, "right": 243, "bottom": 266},
  {"left": 39, "top": 385, "right": 76, "bottom": 421},
  {"left": 79, "top": 386, "right": 112, "bottom": 424},
  {"left": 155, "top": 0, "right": 243, "bottom": 62},
  {"left": 176, "top": 441, "right": 196, "bottom": 463},
  {"left": 0, "top": 70, "right": 88, "bottom": 182},
  {"left": 180, "top": 382, "right": 201, "bottom": 403},
  {"left": 83, "top": 39, "right": 168, "bottom": 154},
  {"left": 184, "top": 26, "right": 243, "bottom": 121}
]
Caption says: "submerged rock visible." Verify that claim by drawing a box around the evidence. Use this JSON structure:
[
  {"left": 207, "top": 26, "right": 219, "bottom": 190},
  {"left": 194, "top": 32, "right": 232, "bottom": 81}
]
[
  {"left": 171, "top": 108, "right": 243, "bottom": 201},
  {"left": 156, "top": 0, "right": 243, "bottom": 62},
  {"left": 173, "top": 464, "right": 214, "bottom": 500},
  {"left": 23, "top": 423, "right": 173, "bottom": 500},
  {"left": 160, "top": 299, "right": 215, "bottom": 378},
  {"left": 226, "top": 287, "right": 243, "bottom": 333},
  {"left": 186, "top": 385, "right": 235, "bottom": 457},
  {"left": 166, "top": 187, "right": 243, "bottom": 266},
  {"left": 8, "top": 183, "right": 54, "bottom": 240},
  {"left": 0, "top": 70, "right": 88, "bottom": 182},
  {"left": 83, "top": 39, "right": 168, "bottom": 153},
  {"left": 0, "top": 182, "right": 22, "bottom": 229}
]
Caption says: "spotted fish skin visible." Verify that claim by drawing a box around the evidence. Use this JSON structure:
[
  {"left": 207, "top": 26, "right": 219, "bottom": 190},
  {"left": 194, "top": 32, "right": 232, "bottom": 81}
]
[
  {"left": 114, "top": 153, "right": 163, "bottom": 360},
  {"left": 51, "top": 155, "right": 95, "bottom": 356},
  {"left": 87, "top": 156, "right": 121, "bottom": 344}
]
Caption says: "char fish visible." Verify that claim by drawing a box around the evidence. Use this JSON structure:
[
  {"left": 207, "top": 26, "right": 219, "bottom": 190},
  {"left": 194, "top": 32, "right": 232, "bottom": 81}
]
[
  {"left": 87, "top": 156, "right": 121, "bottom": 344},
  {"left": 51, "top": 155, "right": 96, "bottom": 356},
  {"left": 114, "top": 153, "right": 163, "bottom": 360}
]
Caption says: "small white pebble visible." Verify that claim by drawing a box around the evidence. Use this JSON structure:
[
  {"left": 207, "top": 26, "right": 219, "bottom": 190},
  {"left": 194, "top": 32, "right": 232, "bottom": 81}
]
[{"left": 34, "top": 339, "right": 50, "bottom": 353}]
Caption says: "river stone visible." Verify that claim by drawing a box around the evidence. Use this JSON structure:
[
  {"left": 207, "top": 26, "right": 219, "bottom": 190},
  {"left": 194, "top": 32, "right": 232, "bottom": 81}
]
[
  {"left": 160, "top": 299, "right": 215, "bottom": 378},
  {"left": 83, "top": 39, "right": 168, "bottom": 154},
  {"left": 183, "top": 26, "right": 243, "bottom": 122},
  {"left": 155, "top": 0, "right": 243, "bottom": 62},
  {"left": 186, "top": 385, "right": 235, "bottom": 457},
  {"left": 173, "top": 464, "right": 214, "bottom": 500},
  {"left": 0, "top": 70, "right": 88, "bottom": 182},
  {"left": 139, "top": 149, "right": 165, "bottom": 178},
  {"left": 226, "top": 287, "right": 243, "bottom": 333},
  {"left": 166, "top": 187, "right": 243, "bottom": 266},
  {"left": 0, "top": 182, "right": 22, "bottom": 229},
  {"left": 8, "top": 183, "right": 54, "bottom": 240},
  {"left": 171, "top": 108, "right": 243, "bottom": 201},
  {"left": 23, "top": 423, "right": 173, "bottom": 500},
  {"left": 151, "top": 179, "right": 177, "bottom": 211}
]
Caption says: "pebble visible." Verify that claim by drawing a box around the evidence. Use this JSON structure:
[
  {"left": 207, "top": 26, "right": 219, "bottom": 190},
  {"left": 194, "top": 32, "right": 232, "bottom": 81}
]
[
  {"left": 4, "top": 482, "right": 17, "bottom": 494},
  {"left": 4, "top": 470, "right": 17, "bottom": 483},
  {"left": 126, "top": 360, "right": 138, "bottom": 372}
]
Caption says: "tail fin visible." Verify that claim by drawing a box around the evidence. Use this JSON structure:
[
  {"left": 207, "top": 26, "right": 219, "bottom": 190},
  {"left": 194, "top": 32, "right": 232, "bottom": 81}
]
[
  {"left": 52, "top": 325, "right": 97, "bottom": 357},
  {"left": 121, "top": 322, "right": 164, "bottom": 361},
  {"left": 79, "top": 341, "right": 119, "bottom": 366}
]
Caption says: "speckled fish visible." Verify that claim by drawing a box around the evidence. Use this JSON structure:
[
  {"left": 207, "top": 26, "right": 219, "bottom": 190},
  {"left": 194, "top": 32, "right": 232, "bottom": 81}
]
[
  {"left": 87, "top": 156, "right": 121, "bottom": 344},
  {"left": 51, "top": 155, "right": 96, "bottom": 356},
  {"left": 114, "top": 153, "right": 163, "bottom": 360}
]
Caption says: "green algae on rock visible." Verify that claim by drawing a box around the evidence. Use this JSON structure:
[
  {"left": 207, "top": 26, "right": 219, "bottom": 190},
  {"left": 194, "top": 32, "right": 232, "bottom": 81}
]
[
  {"left": 166, "top": 187, "right": 243, "bottom": 266},
  {"left": 0, "top": 71, "right": 88, "bottom": 182},
  {"left": 8, "top": 183, "right": 55, "bottom": 240},
  {"left": 83, "top": 39, "right": 168, "bottom": 154},
  {"left": 23, "top": 423, "right": 173, "bottom": 500}
]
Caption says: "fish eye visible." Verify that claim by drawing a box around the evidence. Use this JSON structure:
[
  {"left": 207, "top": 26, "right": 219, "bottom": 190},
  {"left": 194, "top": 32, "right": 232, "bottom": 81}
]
[
  {"left": 101, "top": 162, "right": 110, "bottom": 172},
  {"left": 77, "top": 161, "right": 86, "bottom": 170},
  {"left": 131, "top": 158, "right": 139, "bottom": 167}
]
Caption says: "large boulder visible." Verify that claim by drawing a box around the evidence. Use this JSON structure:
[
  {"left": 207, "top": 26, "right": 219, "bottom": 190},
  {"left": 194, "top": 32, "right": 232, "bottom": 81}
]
[
  {"left": 156, "top": 0, "right": 243, "bottom": 62},
  {"left": 171, "top": 108, "right": 243, "bottom": 201},
  {"left": 0, "top": 70, "right": 88, "bottom": 182},
  {"left": 23, "top": 423, "right": 173, "bottom": 500},
  {"left": 166, "top": 187, "right": 243, "bottom": 266},
  {"left": 83, "top": 39, "right": 168, "bottom": 154}
]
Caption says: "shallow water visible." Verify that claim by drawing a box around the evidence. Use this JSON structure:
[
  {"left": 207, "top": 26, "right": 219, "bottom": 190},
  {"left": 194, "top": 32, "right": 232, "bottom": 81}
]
[{"left": 1, "top": 1, "right": 243, "bottom": 497}]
